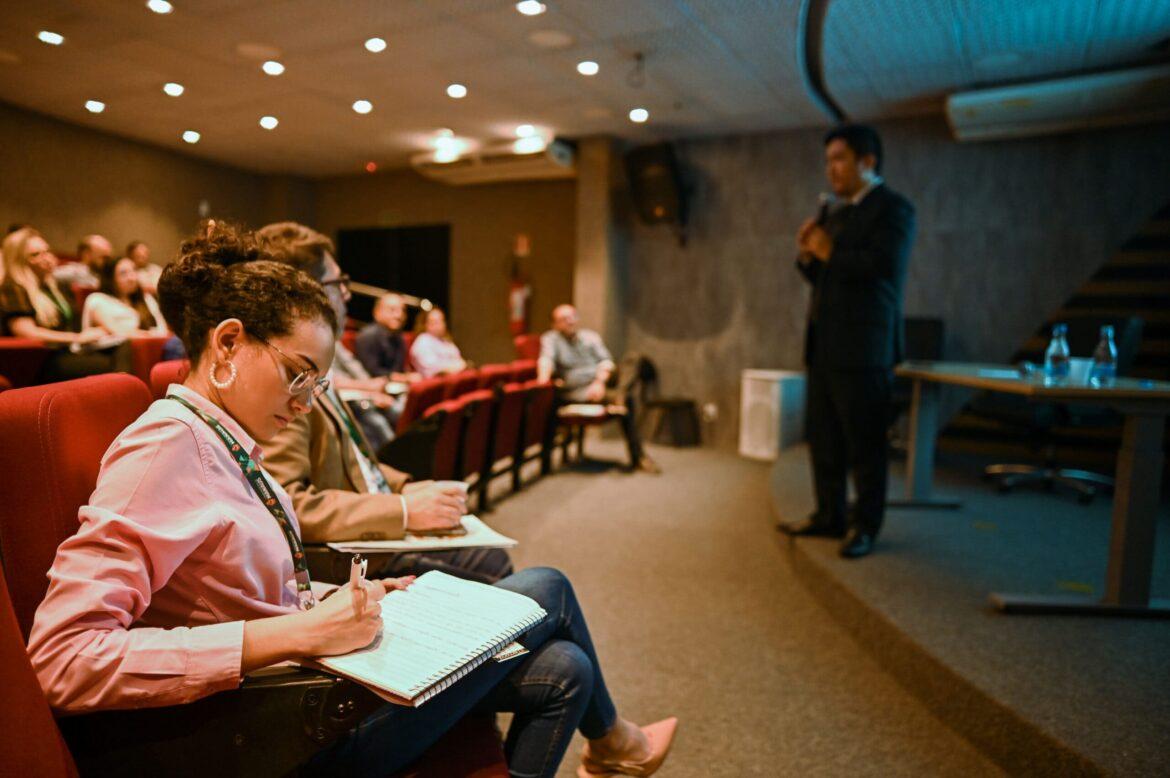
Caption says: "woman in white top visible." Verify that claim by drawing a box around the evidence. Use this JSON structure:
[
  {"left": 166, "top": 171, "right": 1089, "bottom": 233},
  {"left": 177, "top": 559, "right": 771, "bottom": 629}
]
[
  {"left": 410, "top": 306, "right": 467, "bottom": 378},
  {"left": 82, "top": 256, "right": 168, "bottom": 336}
]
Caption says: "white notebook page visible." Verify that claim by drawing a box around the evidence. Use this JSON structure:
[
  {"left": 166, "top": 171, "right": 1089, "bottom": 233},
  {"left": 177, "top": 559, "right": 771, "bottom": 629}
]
[{"left": 318, "top": 571, "right": 546, "bottom": 700}]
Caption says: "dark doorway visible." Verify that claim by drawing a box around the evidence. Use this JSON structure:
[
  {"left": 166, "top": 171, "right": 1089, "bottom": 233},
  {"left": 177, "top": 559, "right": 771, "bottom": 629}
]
[{"left": 335, "top": 224, "right": 451, "bottom": 326}]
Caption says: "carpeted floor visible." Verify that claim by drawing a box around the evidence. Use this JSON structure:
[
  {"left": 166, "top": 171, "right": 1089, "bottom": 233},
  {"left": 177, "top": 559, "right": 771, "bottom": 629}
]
[{"left": 482, "top": 439, "right": 1001, "bottom": 777}]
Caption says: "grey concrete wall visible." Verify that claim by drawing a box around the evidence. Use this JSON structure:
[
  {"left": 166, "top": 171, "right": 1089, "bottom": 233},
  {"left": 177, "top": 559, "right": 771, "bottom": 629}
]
[{"left": 622, "top": 115, "right": 1170, "bottom": 449}]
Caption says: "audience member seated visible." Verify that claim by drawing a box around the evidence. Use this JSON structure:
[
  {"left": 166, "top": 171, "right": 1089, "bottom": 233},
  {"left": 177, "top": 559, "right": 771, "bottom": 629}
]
[
  {"left": 411, "top": 306, "right": 468, "bottom": 378},
  {"left": 26, "top": 222, "right": 676, "bottom": 777},
  {"left": 355, "top": 292, "right": 420, "bottom": 382},
  {"left": 0, "top": 227, "right": 130, "bottom": 380},
  {"left": 539, "top": 304, "right": 659, "bottom": 473},
  {"left": 127, "top": 240, "right": 161, "bottom": 296},
  {"left": 257, "top": 221, "right": 506, "bottom": 582},
  {"left": 53, "top": 233, "right": 110, "bottom": 289},
  {"left": 82, "top": 256, "right": 168, "bottom": 336}
]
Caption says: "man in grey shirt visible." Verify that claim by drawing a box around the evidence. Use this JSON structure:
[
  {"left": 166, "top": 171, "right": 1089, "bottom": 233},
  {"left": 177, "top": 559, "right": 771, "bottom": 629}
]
[{"left": 538, "top": 304, "right": 659, "bottom": 473}]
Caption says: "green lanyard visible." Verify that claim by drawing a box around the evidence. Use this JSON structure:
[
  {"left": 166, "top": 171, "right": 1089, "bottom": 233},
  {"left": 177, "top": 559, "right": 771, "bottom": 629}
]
[
  {"left": 44, "top": 285, "right": 73, "bottom": 328},
  {"left": 321, "top": 388, "right": 392, "bottom": 494},
  {"left": 167, "top": 394, "right": 316, "bottom": 610}
]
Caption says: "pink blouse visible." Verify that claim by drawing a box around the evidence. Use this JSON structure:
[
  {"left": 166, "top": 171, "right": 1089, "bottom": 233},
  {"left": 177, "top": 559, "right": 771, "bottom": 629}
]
[{"left": 27, "top": 384, "right": 305, "bottom": 713}]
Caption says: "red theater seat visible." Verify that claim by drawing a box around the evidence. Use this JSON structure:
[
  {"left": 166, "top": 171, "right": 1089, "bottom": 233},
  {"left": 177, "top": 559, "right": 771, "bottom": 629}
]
[
  {"left": 0, "top": 375, "right": 508, "bottom": 774},
  {"left": 443, "top": 369, "right": 480, "bottom": 400},
  {"left": 0, "top": 374, "right": 11, "bottom": 393},
  {"left": 128, "top": 335, "right": 173, "bottom": 385},
  {"left": 149, "top": 359, "right": 190, "bottom": 399},
  {"left": 513, "top": 333, "right": 540, "bottom": 360},
  {"left": 484, "top": 383, "right": 528, "bottom": 504},
  {"left": 510, "top": 359, "right": 537, "bottom": 383},
  {"left": 0, "top": 337, "right": 53, "bottom": 388},
  {"left": 477, "top": 363, "right": 512, "bottom": 391},
  {"left": 521, "top": 380, "right": 557, "bottom": 480},
  {"left": 397, "top": 376, "right": 447, "bottom": 435}
]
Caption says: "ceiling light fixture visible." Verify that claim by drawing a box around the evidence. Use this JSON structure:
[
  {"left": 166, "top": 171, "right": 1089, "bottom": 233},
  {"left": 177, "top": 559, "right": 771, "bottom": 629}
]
[
  {"left": 146, "top": 0, "right": 174, "bottom": 14},
  {"left": 162, "top": 82, "right": 184, "bottom": 96},
  {"left": 577, "top": 60, "right": 599, "bottom": 76},
  {"left": 436, "top": 128, "right": 454, "bottom": 138},
  {"left": 352, "top": 99, "right": 373, "bottom": 114},
  {"left": 85, "top": 100, "right": 105, "bottom": 114},
  {"left": 37, "top": 31, "right": 65, "bottom": 46},
  {"left": 629, "top": 107, "right": 649, "bottom": 123},
  {"left": 262, "top": 60, "right": 284, "bottom": 76},
  {"left": 182, "top": 130, "right": 200, "bottom": 144},
  {"left": 515, "top": 1, "right": 547, "bottom": 16},
  {"left": 515, "top": 124, "right": 536, "bottom": 138},
  {"left": 513, "top": 136, "right": 546, "bottom": 155},
  {"left": 446, "top": 83, "right": 467, "bottom": 99},
  {"left": 259, "top": 115, "right": 279, "bottom": 129},
  {"left": 365, "top": 37, "right": 387, "bottom": 53}
]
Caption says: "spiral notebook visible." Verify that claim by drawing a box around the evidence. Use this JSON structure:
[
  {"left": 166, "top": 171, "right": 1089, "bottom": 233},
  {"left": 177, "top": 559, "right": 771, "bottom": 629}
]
[{"left": 313, "top": 571, "right": 547, "bottom": 707}]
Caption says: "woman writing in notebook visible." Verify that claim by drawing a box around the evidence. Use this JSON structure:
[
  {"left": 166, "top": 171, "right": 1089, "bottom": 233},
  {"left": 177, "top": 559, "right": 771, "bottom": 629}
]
[{"left": 27, "top": 224, "right": 675, "bottom": 778}]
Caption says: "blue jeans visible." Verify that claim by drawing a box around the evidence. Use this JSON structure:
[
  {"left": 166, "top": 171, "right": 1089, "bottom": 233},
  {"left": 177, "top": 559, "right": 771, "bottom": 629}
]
[{"left": 305, "top": 567, "right": 618, "bottom": 778}]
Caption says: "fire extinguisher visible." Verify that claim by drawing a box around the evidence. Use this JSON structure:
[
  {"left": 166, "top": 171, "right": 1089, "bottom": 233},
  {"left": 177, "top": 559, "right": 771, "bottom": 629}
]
[{"left": 509, "top": 234, "right": 532, "bottom": 336}]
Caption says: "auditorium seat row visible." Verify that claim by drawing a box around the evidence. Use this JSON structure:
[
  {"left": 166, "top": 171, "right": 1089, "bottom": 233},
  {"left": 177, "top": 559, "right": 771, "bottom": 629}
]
[
  {"left": 0, "top": 335, "right": 174, "bottom": 389},
  {"left": 0, "top": 374, "right": 509, "bottom": 776}
]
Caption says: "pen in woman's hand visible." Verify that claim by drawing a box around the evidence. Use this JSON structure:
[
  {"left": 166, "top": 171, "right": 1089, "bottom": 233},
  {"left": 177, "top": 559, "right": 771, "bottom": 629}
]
[{"left": 350, "top": 553, "right": 368, "bottom": 617}]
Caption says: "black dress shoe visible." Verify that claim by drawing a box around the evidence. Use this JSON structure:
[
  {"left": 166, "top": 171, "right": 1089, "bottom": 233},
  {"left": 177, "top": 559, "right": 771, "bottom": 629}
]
[
  {"left": 777, "top": 516, "right": 846, "bottom": 538},
  {"left": 839, "top": 528, "right": 875, "bottom": 558}
]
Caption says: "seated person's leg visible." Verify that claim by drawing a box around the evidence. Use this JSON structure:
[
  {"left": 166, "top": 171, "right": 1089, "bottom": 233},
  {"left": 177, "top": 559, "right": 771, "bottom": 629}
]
[{"left": 373, "top": 547, "right": 513, "bottom": 584}]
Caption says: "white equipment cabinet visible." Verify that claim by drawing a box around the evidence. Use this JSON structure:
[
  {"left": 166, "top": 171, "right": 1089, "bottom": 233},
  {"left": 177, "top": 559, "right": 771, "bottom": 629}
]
[{"left": 738, "top": 369, "right": 806, "bottom": 460}]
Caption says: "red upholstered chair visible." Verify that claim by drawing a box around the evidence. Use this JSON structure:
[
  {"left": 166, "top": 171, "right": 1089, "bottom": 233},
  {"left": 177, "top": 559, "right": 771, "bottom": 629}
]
[
  {"left": 509, "top": 359, "right": 537, "bottom": 383},
  {"left": 485, "top": 383, "right": 528, "bottom": 502},
  {"left": 0, "top": 565, "right": 78, "bottom": 777},
  {"left": 128, "top": 335, "right": 173, "bottom": 385},
  {"left": 520, "top": 380, "right": 557, "bottom": 480},
  {"left": 402, "top": 331, "right": 418, "bottom": 372},
  {"left": 149, "top": 359, "right": 190, "bottom": 400},
  {"left": 476, "top": 363, "right": 512, "bottom": 391},
  {"left": 0, "top": 375, "right": 508, "bottom": 775},
  {"left": 0, "top": 336, "right": 52, "bottom": 388},
  {"left": 396, "top": 376, "right": 447, "bottom": 435},
  {"left": 70, "top": 283, "right": 97, "bottom": 321},
  {"left": 556, "top": 402, "right": 629, "bottom": 465},
  {"left": 457, "top": 389, "right": 495, "bottom": 487},
  {"left": 424, "top": 398, "right": 465, "bottom": 481},
  {"left": 513, "top": 333, "right": 540, "bottom": 360},
  {"left": 0, "top": 374, "right": 11, "bottom": 393},
  {"left": 443, "top": 369, "right": 480, "bottom": 401}
]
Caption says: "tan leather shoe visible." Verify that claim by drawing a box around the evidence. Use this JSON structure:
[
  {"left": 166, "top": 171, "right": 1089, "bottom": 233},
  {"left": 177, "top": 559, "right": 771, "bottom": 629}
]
[{"left": 578, "top": 717, "right": 678, "bottom": 777}]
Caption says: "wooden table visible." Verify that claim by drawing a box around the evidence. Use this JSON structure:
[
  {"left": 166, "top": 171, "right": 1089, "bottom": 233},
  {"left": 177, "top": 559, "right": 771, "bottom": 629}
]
[{"left": 895, "top": 361, "right": 1170, "bottom": 618}]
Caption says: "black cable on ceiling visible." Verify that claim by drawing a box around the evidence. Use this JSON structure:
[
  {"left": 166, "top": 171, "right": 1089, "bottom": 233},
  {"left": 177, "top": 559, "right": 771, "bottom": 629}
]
[{"left": 798, "top": 0, "right": 847, "bottom": 123}]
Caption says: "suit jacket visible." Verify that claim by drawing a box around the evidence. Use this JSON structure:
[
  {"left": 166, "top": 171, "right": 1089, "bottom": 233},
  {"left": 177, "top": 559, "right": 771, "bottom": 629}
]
[
  {"left": 261, "top": 394, "right": 411, "bottom": 543},
  {"left": 797, "top": 184, "right": 916, "bottom": 369},
  {"left": 354, "top": 323, "right": 407, "bottom": 377}
]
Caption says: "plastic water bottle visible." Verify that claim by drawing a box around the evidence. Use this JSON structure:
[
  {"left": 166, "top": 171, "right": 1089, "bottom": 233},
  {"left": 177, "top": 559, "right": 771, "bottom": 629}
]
[
  {"left": 1089, "top": 325, "right": 1117, "bottom": 387},
  {"left": 1044, "top": 323, "right": 1070, "bottom": 385}
]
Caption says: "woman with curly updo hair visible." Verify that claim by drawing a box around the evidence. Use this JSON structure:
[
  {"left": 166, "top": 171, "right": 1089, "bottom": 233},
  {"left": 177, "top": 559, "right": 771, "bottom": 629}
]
[{"left": 27, "top": 223, "right": 676, "bottom": 777}]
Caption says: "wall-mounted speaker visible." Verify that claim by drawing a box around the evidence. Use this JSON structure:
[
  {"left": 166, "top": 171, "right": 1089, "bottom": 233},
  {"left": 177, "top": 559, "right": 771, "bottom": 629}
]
[{"left": 624, "top": 143, "right": 686, "bottom": 228}]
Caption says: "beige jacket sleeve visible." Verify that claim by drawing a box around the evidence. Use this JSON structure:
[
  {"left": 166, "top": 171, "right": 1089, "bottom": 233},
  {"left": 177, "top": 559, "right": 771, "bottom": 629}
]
[{"left": 261, "top": 408, "right": 407, "bottom": 544}]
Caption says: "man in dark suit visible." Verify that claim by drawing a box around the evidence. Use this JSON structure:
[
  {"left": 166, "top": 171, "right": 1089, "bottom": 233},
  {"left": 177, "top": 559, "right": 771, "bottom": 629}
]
[{"left": 778, "top": 124, "right": 916, "bottom": 559}]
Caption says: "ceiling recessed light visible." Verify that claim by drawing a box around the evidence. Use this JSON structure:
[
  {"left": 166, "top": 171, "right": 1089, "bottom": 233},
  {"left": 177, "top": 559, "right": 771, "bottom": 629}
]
[
  {"left": 365, "top": 161, "right": 377, "bottom": 173},
  {"left": 146, "top": 0, "right": 174, "bottom": 14},
  {"left": 437, "top": 128, "right": 454, "bottom": 138},
  {"left": 629, "top": 108, "right": 649, "bottom": 123},
  {"left": 515, "top": 1, "right": 547, "bottom": 15},
  {"left": 85, "top": 100, "right": 105, "bottom": 114},
  {"left": 162, "top": 82, "right": 184, "bottom": 96},
  {"left": 352, "top": 99, "right": 373, "bottom": 114},
  {"left": 434, "top": 149, "right": 459, "bottom": 163},
  {"left": 446, "top": 83, "right": 467, "bottom": 99},
  {"left": 577, "top": 60, "right": 599, "bottom": 76},
  {"left": 364, "top": 37, "right": 386, "bottom": 53},
  {"left": 182, "top": 130, "right": 200, "bottom": 144},
  {"left": 261, "top": 60, "right": 284, "bottom": 76},
  {"left": 37, "top": 31, "right": 65, "bottom": 46},
  {"left": 513, "top": 136, "right": 546, "bottom": 154},
  {"left": 259, "top": 115, "right": 279, "bottom": 130},
  {"left": 515, "top": 124, "right": 536, "bottom": 138}
]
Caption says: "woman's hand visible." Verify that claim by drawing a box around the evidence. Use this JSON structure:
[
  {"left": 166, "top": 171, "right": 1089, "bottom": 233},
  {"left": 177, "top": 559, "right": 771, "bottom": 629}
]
[
  {"left": 298, "top": 578, "right": 387, "bottom": 657},
  {"left": 378, "top": 576, "right": 416, "bottom": 594},
  {"left": 76, "top": 327, "right": 108, "bottom": 344}
]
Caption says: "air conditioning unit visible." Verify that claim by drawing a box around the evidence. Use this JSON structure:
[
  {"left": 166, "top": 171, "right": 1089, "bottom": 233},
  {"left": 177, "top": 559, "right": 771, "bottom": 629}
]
[
  {"left": 411, "top": 139, "right": 575, "bottom": 185},
  {"left": 946, "top": 62, "right": 1170, "bottom": 142},
  {"left": 738, "top": 369, "right": 806, "bottom": 461}
]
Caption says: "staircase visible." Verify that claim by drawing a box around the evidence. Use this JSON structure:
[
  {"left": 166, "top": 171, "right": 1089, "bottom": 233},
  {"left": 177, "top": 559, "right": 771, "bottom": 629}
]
[{"left": 940, "top": 203, "right": 1170, "bottom": 468}]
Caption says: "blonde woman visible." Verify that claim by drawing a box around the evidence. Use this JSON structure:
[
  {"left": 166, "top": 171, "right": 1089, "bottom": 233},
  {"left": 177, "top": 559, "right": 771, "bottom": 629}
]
[
  {"left": 410, "top": 306, "right": 468, "bottom": 378},
  {"left": 0, "top": 227, "right": 130, "bottom": 380}
]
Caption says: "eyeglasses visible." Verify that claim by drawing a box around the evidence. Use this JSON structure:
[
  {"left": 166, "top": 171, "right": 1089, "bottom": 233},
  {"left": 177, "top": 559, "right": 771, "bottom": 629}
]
[
  {"left": 258, "top": 337, "right": 330, "bottom": 399},
  {"left": 320, "top": 274, "right": 351, "bottom": 290}
]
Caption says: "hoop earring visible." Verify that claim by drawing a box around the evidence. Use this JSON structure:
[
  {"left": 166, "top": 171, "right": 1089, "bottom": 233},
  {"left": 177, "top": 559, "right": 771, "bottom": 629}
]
[{"left": 209, "top": 360, "right": 237, "bottom": 390}]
